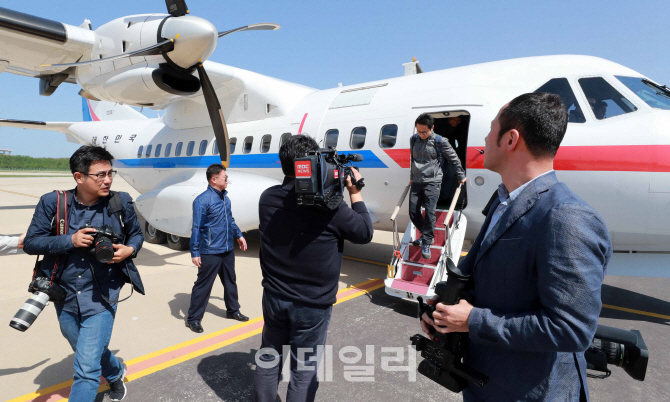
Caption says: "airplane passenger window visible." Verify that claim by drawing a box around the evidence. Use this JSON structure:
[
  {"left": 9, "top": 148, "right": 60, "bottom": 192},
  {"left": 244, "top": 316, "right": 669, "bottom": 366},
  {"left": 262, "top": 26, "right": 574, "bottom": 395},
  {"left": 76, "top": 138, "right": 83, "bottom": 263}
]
[
  {"left": 137, "top": 146, "right": 143, "bottom": 158},
  {"left": 350, "top": 127, "right": 366, "bottom": 149},
  {"left": 230, "top": 138, "right": 237, "bottom": 154},
  {"left": 186, "top": 141, "right": 195, "bottom": 156},
  {"left": 199, "top": 140, "right": 208, "bottom": 156},
  {"left": 260, "top": 135, "right": 272, "bottom": 153},
  {"left": 165, "top": 143, "right": 172, "bottom": 157},
  {"left": 325, "top": 129, "right": 339, "bottom": 148},
  {"left": 615, "top": 76, "right": 670, "bottom": 111},
  {"left": 212, "top": 140, "right": 219, "bottom": 155},
  {"left": 243, "top": 136, "right": 253, "bottom": 154},
  {"left": 578, "top": 77, "right": 637, "bottom": 120},
  {"left": 145, "top": 145, "right": 152, "bottom": 157},
  {"left": 535, "top": 78, "right": 585, "bottom": 123},
  {"left": 379, "top": 124, "right": 398, "bottom": 148},
  {"left": 154, "top": 144, "right": 162, "bottom": 157},
  {"left": 175, "top": 142, "right": 183, "bottom": 156},
  {"left": 279, "top": 133, "right": 292, "bottom": 148}
]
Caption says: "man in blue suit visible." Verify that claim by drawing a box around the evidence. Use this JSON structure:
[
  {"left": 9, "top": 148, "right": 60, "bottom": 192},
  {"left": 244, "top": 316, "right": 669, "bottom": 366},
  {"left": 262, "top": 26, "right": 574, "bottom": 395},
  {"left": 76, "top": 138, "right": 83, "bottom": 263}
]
[{"left": 421, "top": 92, "right": 612, "bottom": 401}]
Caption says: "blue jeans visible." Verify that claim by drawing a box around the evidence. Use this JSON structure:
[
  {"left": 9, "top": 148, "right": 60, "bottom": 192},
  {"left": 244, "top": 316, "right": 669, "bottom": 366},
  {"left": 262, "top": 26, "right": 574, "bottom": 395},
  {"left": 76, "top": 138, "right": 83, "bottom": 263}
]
[
  {"left": 56, "top": 305, "right": 123, "bottom": 402},
  {"left": 252, "top": 291, "right": 332, "bottom": 402}
]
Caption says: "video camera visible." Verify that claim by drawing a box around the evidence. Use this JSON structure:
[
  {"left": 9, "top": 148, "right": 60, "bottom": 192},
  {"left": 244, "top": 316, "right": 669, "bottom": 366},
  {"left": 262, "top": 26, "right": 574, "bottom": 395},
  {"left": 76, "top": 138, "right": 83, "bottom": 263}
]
[
  {"left": 294, "top": 148, "right": 365, "bottom": 210},
  {"left": 585, "top": 324, "right": 649, "bottom": 381},
  {"left": 410, "top": 260, "right": 488, "bottom": 393}
]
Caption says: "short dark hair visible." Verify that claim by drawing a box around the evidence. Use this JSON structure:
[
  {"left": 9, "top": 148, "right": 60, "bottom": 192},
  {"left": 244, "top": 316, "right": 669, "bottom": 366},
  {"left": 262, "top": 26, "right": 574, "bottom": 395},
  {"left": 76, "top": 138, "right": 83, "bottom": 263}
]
[
  {"left": 498, "top": 92, "right": 568, "bottom": 158},
  {"left": 415, "top": 113, "right": 434, "bottom": 128},
  {"left": 206, "top": 163, "right": 226, "bottom": 181},
  {"left": 69, "top": 145, "right": 114, "bottom": 175},
  {"left": 279, "top": 134, "right": 319, "bottom": 176}
]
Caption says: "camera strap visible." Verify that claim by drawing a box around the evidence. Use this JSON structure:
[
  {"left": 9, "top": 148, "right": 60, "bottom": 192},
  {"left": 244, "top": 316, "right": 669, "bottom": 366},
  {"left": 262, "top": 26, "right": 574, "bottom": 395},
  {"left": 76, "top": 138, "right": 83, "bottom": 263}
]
[
  {"left": 86, "top": 256, "right": 134, "bottom": 304},
  {"left": 32, "top": 190, "right": 72, "bottom": 285},
  {"left": 106, "top": 191, "right": 126, "bottom": 242}
]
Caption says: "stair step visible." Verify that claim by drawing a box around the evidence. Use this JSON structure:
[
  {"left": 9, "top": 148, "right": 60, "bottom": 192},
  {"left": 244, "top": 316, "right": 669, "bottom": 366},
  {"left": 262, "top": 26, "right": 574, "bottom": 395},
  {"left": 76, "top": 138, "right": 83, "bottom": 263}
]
[
  {"left": 391, "top": 279, "right": 429, "bottom": 295},
  {"left": 406, "top": 245, "right": 441, "bottom": 265},
  {"left": 414, "top": 228, "right": 446, "bottom": 247},
  {"left": 400, "top": 263, "right": 435, "bottom": 286},
  {"left": 421, "top": 209, "right": 454, "bottom": 227}
]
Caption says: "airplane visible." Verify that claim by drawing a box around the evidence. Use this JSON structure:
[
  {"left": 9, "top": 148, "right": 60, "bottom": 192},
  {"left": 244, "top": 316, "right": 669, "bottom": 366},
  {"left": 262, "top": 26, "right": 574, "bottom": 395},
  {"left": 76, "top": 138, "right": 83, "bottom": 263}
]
[{"left": 1, "top": 2, "right": 669, "bottom": 292}]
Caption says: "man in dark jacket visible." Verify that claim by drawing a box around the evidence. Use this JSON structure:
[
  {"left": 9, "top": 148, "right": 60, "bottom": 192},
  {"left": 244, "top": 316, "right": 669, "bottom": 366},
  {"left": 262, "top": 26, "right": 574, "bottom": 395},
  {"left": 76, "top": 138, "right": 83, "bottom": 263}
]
[
  {"left": 186, "top": 163, "right": 248, "bottom": 333},
  {"left": 252, "top": 135, "right": 374, "bottom": 402},
  {"left": 410, "top": 113, "right": 466, "bottom": 259},
  {"left": 24, "top": 145, "right": 145, "bottom": 402},
  {"left": 421, "top": 93, "right": 612, "bottom": 401}
]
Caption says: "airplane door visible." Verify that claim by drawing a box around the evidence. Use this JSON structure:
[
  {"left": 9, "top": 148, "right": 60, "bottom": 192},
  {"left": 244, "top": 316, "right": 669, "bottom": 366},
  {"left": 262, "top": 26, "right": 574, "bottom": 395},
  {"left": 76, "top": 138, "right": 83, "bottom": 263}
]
[{"left": 646, "top": 116, "right": 670, "bottom": 250}]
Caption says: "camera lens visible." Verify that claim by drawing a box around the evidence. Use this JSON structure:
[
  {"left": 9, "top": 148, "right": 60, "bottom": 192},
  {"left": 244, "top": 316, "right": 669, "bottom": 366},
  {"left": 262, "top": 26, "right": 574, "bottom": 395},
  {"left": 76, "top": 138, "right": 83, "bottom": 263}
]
[
  {"left": 94, "top": 236, "right": 115, "bottom": 263},
  {"left": 10, "top": 291, "right": 49, "bottom": 332}
]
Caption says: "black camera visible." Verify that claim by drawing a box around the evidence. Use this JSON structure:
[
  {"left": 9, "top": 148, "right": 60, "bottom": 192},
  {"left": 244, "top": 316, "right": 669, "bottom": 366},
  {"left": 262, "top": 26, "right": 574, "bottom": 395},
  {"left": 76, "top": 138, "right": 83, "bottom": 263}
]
[
  {"left": 83, "top": 224, "right": 120, "bottom": 263},
  {"left": 294, "top": 148, "right": 365, "bottom": 210},
  {"left": 410, "top": 260, "right": 488, "bottom": 393},
  {"left": 585, "top": 324, "right": 649, "bottom": 381},
  {"left": 10, "top": 277, "right": 66, "bottom": 332}
]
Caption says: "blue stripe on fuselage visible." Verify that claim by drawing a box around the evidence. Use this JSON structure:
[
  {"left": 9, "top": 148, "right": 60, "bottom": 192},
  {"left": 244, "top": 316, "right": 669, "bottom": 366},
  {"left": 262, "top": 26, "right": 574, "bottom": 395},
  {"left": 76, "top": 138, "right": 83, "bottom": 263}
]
[{"left": 115, "top": 150, "right": 388, "bottom": 169}]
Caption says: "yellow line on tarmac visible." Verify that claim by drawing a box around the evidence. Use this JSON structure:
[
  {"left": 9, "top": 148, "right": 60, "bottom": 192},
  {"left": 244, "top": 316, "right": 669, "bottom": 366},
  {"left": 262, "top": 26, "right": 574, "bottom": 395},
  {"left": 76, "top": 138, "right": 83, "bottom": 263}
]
[
  {"left": 602, "top": 304, "right": 670, "bottom": 321},
  {"left": 0, "top": 188, "right": 40, "bottom": 199},
  {"left": 6, "top": 279, "right": 385, "bottom": 402}
]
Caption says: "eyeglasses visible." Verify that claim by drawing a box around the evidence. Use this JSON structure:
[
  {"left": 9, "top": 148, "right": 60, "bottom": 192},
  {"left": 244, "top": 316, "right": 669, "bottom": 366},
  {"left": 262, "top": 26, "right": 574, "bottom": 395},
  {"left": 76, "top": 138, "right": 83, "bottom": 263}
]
[{"left": 85, "top": 170, "right": 117, "bottom": 180}]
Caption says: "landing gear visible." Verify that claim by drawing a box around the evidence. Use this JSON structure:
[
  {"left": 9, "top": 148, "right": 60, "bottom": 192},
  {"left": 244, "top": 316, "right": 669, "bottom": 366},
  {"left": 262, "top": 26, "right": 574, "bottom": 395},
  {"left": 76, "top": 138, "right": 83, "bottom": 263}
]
[
  {"left": 144, "top": 222, "right": 167, "bottom": 244},
  {"left": 167, "top": 233, "right": 190, "bottom": 251}
]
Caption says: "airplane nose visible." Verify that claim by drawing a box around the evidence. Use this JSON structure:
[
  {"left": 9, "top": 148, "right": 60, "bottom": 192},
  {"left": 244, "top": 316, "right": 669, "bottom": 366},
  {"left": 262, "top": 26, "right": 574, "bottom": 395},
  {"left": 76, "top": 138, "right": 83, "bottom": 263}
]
[{"left": 160, "top": 15, "right": 218, "bottom": 69}]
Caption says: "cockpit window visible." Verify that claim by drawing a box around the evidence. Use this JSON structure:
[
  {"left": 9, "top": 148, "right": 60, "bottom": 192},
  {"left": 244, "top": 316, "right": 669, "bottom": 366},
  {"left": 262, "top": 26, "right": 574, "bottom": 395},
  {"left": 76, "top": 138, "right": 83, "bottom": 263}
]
[
  {"left": 615, "top": 76, "right": 670, "bottom": 111},
  {"left": 578, "top": 77, "right": 637, "bottom": 120},
  {"left": 535, "top": 78, "right": 585, "bottom": 123}
]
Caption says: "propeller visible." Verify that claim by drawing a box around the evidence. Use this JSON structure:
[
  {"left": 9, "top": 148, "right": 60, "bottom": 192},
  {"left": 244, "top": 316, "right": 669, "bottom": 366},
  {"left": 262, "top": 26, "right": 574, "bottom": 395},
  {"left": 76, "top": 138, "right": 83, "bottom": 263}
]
[
  {"left": 196, "top": 63, "right": 230, "bottom": 168},
  {"left": 165, "top": 0, "right": 189, "bottom": 17},
  {"left": 38, "top": 0, "right": 279, "bottom": 168}
]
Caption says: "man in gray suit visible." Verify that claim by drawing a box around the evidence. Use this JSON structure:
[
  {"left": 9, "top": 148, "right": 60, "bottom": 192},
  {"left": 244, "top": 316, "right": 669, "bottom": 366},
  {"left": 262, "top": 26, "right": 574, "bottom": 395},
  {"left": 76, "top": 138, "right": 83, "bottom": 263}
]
[{"left": 421, "top": 92, "right": 612, "bottom": 401}]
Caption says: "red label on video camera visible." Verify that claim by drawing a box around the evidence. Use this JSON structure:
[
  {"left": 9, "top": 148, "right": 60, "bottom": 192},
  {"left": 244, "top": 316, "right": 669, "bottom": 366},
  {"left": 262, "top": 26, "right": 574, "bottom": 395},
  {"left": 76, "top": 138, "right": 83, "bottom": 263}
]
[
  {"left": 334, "top": 170, "right": 339, "bottom": 179},
  {"left": 295, "top": 161, "right": 312, "bottom": 178}
]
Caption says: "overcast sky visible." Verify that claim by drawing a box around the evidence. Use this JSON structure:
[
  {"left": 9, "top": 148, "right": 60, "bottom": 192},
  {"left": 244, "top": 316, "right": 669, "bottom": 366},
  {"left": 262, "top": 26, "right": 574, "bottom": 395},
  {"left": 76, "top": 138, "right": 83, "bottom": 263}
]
[{"left": 1, "top": 0, "right": 668, "bottom": 157}]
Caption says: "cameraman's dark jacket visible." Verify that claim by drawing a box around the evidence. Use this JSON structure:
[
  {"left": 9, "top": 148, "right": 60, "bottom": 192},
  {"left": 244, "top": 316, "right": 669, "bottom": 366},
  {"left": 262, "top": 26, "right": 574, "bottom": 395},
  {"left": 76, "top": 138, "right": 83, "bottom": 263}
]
[
  {"left": 258, "top": 177, "right": 374, "bottom": 306},
  {"left": 24, "top": 190, "right": 145, "bottom": 316}
]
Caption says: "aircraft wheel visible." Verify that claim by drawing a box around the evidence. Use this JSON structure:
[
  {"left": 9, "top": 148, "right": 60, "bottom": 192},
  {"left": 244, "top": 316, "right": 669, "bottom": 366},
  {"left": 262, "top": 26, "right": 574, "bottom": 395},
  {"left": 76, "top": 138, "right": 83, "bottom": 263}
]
[
  {"left": 167, "top": 233, "right": 190, "bottom": 251},
  {"left": 144, "top": 222, "right": 167, "bottom": 244}
]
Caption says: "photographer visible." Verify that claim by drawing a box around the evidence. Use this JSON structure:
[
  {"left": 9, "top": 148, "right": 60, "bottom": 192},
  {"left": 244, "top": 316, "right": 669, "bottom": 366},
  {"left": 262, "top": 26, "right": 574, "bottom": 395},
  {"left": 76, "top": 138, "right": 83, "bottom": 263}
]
[
  {"left": 23, "top": 145, "right": 144, "bottom": 402},
  {"left": 420, "top": 93, "right": 612, "bottom": 401},
  {"left": 251, "top": 135, "right": 374, "bottom": 402}
]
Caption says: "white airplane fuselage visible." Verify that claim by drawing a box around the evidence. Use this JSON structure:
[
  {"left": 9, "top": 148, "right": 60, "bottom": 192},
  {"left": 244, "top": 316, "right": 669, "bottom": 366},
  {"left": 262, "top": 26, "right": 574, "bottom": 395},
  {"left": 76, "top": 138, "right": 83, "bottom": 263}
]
[{"left": 62, "top": 56, "right": 670, "bottom": 252}]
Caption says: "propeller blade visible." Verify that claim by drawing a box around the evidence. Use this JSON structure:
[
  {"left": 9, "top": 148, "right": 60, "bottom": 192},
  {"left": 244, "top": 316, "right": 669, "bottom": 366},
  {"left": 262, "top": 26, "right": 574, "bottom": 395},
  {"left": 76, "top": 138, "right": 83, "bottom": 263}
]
[
  {"left": 218, "top": 23, "right": 280, "bottom": 38},
  {"left": 196, "top": 63, "right": 230, "bottom": 168},
  {"left": 39, "top": 39, "right": 175, "bottom": 69},
  {"left": 165, "top": 0, "right": 189, "bottom": 17}
]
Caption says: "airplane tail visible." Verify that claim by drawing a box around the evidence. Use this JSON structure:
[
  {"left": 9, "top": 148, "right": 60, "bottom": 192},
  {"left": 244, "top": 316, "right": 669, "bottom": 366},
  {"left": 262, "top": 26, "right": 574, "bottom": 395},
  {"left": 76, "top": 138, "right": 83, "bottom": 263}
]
[{"left": 82, "top": 98, "right": 147, "bottom": 122}]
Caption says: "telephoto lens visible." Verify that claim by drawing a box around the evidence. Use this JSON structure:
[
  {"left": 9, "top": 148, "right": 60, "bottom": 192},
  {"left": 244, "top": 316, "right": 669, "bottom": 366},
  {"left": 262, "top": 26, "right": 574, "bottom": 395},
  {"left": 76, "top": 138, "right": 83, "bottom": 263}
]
[{"left": 10, "top": 291, "right": 49, "bottom": 332}]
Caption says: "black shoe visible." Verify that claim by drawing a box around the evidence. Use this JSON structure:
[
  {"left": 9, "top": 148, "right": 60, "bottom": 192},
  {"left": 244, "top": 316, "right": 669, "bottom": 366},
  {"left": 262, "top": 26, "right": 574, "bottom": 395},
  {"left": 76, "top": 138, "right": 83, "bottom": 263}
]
[
  {"left": 108, "top": 363, "right": 127, "bottom": 401},
  {"left": 185, "top": 320, "right": 204, "bottom": 333},
  {"left": 412, "top": 237, "right": 434, "bottom": 247},
  {"left": 227, "top": 311, "right": 249, "bottom": 322}
]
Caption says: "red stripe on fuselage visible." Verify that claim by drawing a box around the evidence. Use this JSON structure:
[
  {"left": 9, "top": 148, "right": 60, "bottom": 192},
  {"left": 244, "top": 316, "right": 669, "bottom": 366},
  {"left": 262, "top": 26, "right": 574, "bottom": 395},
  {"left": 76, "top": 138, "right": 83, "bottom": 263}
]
[
  {"left": 298, "top": 113, "right": 308, "bottom": 134},
  {"left": 384, "top": 145, "right": 670, "bottom": 172}
]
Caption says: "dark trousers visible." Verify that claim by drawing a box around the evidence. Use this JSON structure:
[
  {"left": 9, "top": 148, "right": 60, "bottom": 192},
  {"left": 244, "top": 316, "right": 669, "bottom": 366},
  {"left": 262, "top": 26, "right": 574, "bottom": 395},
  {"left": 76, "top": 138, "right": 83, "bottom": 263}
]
[
  {"left": 252, "top": 291, "right": 332, "bottom": 402},
  {"left": 409, "top": 182, "right": 441, "bottom": 242},
  {"left": 187, "top": 251, "right": 239, "bottom": 322}
]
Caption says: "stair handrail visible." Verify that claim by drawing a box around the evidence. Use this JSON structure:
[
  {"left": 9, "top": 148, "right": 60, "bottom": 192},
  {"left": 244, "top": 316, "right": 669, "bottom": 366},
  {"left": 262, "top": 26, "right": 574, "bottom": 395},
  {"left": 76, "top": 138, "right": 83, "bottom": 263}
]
[
  {"left": 434, "top": 183, "right": 463, "bottom": 284},
  {"left": 389, "top": 183, "right": 411, "bottom": 277}
]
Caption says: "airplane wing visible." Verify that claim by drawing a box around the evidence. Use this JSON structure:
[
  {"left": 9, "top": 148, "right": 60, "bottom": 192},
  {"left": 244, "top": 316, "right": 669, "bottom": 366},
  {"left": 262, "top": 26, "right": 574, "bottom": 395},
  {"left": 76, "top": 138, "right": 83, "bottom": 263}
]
[
  {"left": 0, "top": 7, "right": 95, "bottom": 91},
  {"left": 0, "top": 119, "right": 81, "bottom": 143}
]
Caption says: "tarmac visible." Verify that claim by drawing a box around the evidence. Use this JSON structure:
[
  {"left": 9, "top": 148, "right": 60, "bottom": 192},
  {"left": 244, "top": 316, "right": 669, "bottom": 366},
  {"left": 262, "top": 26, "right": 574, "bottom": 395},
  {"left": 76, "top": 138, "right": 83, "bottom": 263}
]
[{"left": 1, "top": 174, "right": 669, "bottom": 402}]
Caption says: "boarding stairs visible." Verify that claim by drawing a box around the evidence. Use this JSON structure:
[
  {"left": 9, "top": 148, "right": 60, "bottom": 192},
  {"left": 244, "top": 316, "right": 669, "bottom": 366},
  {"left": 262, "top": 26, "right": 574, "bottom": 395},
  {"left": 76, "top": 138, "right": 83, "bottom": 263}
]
[{"left": 385, "top": 185, "right": 467, "bottom": 301}]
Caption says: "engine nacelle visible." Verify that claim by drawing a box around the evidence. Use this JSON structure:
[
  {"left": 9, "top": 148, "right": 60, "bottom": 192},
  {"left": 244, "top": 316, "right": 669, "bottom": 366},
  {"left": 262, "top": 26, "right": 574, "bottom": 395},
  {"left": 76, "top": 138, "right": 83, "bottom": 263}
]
[{"left": 102, "top": 65, "right": 200, "bottom": 106}]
